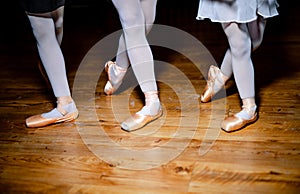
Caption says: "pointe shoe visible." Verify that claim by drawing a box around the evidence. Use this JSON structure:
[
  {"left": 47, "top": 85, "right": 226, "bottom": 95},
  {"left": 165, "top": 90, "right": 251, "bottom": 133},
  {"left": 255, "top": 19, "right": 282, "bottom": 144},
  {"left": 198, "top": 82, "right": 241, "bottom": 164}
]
[
  {"left": 104, "top": 61, "right": 127, "bottom": 95},
  {"left": 121, "top": 108, "right": 163, "bottom": 132},
  {"left": 201, "top": 65, "right": 228, "bottom": 103},
  {"left": 26, "top": 102, "right": 78, "bottom": 128},
  {"left": 221, "top": 112, "right": 258, "bottom": 132}
]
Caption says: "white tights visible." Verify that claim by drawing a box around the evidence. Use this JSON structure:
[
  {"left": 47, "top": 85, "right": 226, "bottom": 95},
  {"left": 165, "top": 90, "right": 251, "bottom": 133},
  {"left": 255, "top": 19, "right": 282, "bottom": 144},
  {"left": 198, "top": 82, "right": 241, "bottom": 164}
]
[
  {"left": 112, "top": 0, "right": 158, "bottom": 93},
  {"left": 112, "top": 0, "right": 160, "bottom": 116},
  {"left": 27, "top": 7, "right": 70, "bottom": 98},
  {"left": 220, "top": 17, "right": 266, "bottom": 99}
]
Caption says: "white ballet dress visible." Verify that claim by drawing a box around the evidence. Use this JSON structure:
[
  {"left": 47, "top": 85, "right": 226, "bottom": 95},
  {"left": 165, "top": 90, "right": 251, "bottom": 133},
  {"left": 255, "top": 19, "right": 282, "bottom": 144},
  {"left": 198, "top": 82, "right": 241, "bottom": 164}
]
[{"left": 196, "top": 0, "right": 279, "bottom": 23}]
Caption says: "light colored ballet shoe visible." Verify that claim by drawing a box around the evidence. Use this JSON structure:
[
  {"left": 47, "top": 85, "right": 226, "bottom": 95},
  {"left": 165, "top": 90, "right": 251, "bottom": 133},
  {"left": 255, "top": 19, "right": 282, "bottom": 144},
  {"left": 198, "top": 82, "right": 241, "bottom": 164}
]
[
  {"left": 121, "top": 109, "right": 163, "bottom": 132},
  {"left": 221, "top": 113, "right": 258, "bottom": 132},
  {"left": 26, "top": 102, "right": 78, "bottom": 128},
  {"left": 201, "top": 65, "right": 227, "bottom": 103},
  {"left": 104, "top": 61, "right": 127, "bottom": 95}
]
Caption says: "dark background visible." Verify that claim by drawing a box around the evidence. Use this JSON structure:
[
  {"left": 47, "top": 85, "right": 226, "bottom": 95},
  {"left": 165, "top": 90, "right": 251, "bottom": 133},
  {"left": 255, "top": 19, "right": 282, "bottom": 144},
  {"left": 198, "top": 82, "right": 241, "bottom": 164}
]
[{"left": 0, "top": 0, "right": 298, "bottom": 80}]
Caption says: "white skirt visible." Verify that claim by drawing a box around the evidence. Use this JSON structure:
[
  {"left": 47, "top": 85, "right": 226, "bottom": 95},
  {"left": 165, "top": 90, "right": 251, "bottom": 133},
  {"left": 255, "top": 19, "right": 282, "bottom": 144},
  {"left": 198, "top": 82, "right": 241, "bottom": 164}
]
[{"left": 196, "top": 0, "right": 279, "bottom": 23}]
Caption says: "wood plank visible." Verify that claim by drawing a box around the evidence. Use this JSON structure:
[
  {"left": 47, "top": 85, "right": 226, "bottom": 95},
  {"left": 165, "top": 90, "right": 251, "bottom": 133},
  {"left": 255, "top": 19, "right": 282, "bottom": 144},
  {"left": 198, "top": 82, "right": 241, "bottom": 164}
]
[{"left": 0, "top": 1, "right": 299, "bottom": 193}]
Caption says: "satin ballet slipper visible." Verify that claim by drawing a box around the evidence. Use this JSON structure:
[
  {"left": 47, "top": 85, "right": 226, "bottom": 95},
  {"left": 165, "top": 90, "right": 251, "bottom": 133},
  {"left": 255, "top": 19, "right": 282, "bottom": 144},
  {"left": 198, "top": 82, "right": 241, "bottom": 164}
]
[
  {"left": 121, "top": 108, "right": 163, "bottom": 132},
  {"left": 26, "top": 102, "right": 78, "bottom": 128},
  {"left": 221, "top": 112, "right": 258, "bottom": 132},
  {"left": 104, "top": 61, "right": 127, "bottom": 95},
  {"left": 201, "top": 65, "right": 228, "bottom": 103}
]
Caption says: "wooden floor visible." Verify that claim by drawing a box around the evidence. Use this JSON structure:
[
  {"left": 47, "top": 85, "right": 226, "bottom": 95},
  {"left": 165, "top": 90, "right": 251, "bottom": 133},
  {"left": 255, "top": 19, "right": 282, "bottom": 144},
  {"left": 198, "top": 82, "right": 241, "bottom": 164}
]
[{"left": 1, "top": 1, "right": 299, "bottom": 193}]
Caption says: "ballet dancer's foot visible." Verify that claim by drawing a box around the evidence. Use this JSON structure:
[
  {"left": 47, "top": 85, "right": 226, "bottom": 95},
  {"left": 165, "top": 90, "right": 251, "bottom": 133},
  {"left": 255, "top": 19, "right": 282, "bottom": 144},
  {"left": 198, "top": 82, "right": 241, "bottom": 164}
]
[
  {"left": 201, "top": 65, "right": 228, "bottom": 103},
  {"left": 121, "top": 91, "right": 163, "bottom": 132},
  {"left": 221, "top": 98, "right": 257, "bottom": 132},
  {"left": 104, "top": 61, "right": 127, "bottom": 95},
  {"left": 26, "top": 97, "right": 78, "bottom": 128}
]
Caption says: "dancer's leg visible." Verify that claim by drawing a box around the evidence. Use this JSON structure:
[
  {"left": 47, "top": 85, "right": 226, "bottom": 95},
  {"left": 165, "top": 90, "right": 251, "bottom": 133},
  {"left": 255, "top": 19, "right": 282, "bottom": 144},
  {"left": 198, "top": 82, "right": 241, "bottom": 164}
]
[
  {"left": 36, "top": 6, "right": 64, "bottom": 88},
  {"left": 112, "top": 0, "right": 157, "bottom": 92},
  {"left": 52, "top": 6, "right": 64, "bottom": 45},
  {"left": 28, "top": 15, "right": 70, "bottom": 98},
  {"left": 248, "top": 16, "right": 267, "bottom": 51},
  {"left": 112, "top": 0, "right": 161, "bottom": 131},
  {"left": 222, "top": 22, "right": 255, "bottom": 100},
  {"left": 26, "top": 13, "right": 77, "bottom": 127},
  {"left": 220, "top": 16, "right": 266, "bottom": 76},
  {"left": 219, "top": 16, "right": 266, "bottom": 78},
  {"left": 220, "top": 22, "right": 257, "bottom": 132},
  {"left": 220, "top": 49, "right": 233, "bottom": 78},
  {"left": 104, "top": 0, "right": 158, "bottom": 95},
  {"left": 115, "top": 0, "right": 157, "bottom": 69}
]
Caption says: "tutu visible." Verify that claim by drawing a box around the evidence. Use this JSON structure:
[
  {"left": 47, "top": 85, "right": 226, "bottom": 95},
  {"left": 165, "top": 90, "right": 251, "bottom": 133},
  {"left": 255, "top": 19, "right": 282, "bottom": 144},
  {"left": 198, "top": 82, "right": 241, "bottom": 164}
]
[{"left": 196, "top": 0, "right": 279, "bottom": 23}]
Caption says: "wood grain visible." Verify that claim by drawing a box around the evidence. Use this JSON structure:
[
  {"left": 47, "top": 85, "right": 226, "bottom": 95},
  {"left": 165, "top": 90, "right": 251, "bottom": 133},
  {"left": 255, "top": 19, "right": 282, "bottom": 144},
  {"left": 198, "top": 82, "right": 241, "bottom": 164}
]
[{"left": 0, "top": 1, "right": 299, "bottom": 193}]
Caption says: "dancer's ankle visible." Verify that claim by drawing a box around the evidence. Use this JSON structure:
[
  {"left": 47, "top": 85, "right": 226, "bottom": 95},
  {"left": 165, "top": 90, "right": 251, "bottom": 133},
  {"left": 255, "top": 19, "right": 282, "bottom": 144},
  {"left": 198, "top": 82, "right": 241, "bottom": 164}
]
[
  {"left": 40, "top": 96, "right": 75, "bottom": 119},
  {"left": 220, "top": 71, "right": 229, "bottom": 83},
  {"left": 57, "top": 96, "right": 73, "bottom": 106},
  {"left": 236, "top": 97, "right": 257, "bottom": 119},
  {"left": 137, "top": 91, "right": 161, "bottom": 116}
]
